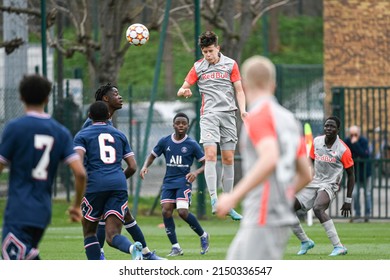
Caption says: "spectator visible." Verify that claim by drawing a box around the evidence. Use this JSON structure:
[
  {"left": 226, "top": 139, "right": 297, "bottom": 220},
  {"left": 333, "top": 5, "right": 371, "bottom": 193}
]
[{"left": 344, "top": 125, "right": 372, "bottom": 222}]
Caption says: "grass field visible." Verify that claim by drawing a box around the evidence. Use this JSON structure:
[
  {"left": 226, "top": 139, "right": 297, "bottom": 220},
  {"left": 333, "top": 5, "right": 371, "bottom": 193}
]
[{"left": 1, "top": 198, "right": 389, "bottom": 260}]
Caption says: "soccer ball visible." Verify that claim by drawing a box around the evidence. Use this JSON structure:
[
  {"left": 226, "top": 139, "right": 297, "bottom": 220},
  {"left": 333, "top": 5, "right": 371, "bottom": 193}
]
[{"left": 126, "top": 23, "right": 149, "bottom": 46}]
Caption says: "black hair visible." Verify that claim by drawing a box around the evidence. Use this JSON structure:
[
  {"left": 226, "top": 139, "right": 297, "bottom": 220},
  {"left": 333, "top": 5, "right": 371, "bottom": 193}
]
[
  {"left": 89, "top": 101, "right": 109, "bottom": 121},
  {"left": 19, "top": 74, "right": 52, "bottom": 105},
  {"left": 325, "top": 116, "right": 341, "bottom": 129},
  {"left": 173, "top": 112, "right": 189, "bottom": 123},
  {"left": 199, "top": 31, "right": 218, "bottom": 49},
  {"left": 95, "top": 83, "right": 118, "bottom": 101}
]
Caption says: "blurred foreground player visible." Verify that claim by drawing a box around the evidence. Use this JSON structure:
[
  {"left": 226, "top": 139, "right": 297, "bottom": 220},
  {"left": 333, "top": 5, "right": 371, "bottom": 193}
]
[
  {"left": 216, "top": 56, "right": 312, "bottom": 259},
  {"left": 0, "top": 74, "right": 86, "bottom": 260}
]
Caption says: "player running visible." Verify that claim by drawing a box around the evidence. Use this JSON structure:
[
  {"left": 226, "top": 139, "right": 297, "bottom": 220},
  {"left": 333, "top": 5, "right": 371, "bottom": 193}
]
[
  {"left": 75, "top": 101, "right": 145, "bottom": 260},
  {"left": 140, "top": 112, "right": 210, "bottom": 256},
  {"left": 292, "top": 116, "right": 355, "bottom": 256},
  {"left": 177, "top": 31, "right": 246, "bottom": 220},
  {"left": 82, "top": 83, "right": 164, "bottom": 260},
  {"left": 0, "top": 74, "right": 86, "bottom": 260}
]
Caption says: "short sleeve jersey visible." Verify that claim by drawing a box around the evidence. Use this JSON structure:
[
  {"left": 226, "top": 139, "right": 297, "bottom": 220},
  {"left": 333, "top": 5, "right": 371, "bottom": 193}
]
[
  {"left": 308, "top": 135, "right": 354, "bottom": 189},
  {"left": 74, "top": 123, "right": 134, "bottom": 193},
  {"left": 240, "top": 96, "right": 306, "bottom": 227},
  {"left": 0, "top": 113, "right": 79, "bottom": 229},
  {"left": 152, "top": 134, "right": 205, "bottom": 189},
  {"left": 185, "top": 53, "right": 241, "bottom": 115}
]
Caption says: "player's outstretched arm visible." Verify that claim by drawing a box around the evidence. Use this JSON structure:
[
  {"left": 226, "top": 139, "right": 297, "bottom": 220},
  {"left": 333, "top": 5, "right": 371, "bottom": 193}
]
[{"left": 140, "top": 154, "right": 157, "bottom": 179}]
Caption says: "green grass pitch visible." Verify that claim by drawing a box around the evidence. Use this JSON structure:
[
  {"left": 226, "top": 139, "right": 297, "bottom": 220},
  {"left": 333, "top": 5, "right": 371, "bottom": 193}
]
[{"left": 1, "top": 198, "right": 389, "bottom": 260}]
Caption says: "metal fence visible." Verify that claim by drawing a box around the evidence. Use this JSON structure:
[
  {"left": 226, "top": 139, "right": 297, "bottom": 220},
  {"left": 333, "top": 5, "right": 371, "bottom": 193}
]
[{"left": 331, "top": 87, "right": 390, "bottom": 219}]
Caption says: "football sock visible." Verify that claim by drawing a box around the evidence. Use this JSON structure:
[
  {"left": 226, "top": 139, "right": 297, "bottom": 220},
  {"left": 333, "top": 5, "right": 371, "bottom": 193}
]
[
  {"left": 112, "top": 235, "right": 132, "bottom": 254},
  {"left": 84, "top": 236, "right": 101, "bottom": 260},
  {"left": 182, "top": 212, "right": 204, "bottom": 236},
  {"left": 96, "top": 221, "right": 106, "bottom": 248},
  {"left": 322, "top": 219, "right": 341, "bottom": 247},
  {"left": 163, "top": 216, "right": 178, "bottom": 245},
  {"left": 205, "top": 161, "right": 217, "bottom": 200},
  {"left": 124, "top": 220, "right": 147, "bottom": 249},
  {"left": 222, "top": 163, "right": 234, "bottom": 193},
  {"left": 291, "top": 218, "right": 310, "bottom": 242}
]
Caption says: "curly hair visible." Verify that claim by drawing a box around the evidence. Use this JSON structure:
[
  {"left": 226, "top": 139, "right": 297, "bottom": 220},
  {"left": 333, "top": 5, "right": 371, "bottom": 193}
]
[{"left": 94, "top": 83, "right": 118, "bottom": 101}]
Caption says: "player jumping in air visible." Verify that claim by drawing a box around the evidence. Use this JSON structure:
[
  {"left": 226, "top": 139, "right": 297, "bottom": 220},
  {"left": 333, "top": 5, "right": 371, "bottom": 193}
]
[{"left": 177, "top": 31, "right": 247, "bottom": 220}]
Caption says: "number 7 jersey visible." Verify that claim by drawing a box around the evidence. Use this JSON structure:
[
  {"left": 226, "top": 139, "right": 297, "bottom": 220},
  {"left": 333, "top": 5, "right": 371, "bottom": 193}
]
[{"left": 0, "top": 113, "right": 79, "bottom": 229}]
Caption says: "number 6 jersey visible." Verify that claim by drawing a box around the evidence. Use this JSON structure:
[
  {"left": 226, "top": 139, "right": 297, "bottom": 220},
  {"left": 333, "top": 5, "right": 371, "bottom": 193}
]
[{"left": 73, "top": 122, "right": 134, "bottom": 193}]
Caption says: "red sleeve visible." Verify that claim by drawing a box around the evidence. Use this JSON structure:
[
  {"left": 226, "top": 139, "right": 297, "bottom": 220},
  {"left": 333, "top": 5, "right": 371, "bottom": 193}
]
[
  {"left": 309, "top": 141, "right": 315, "bottom": 160},
  {"left": 297, "top": 137, "right": 307, "bottom": 158},
  {"left": 230, "top": 62, "right": 241, "bottom": 83},
  {"left": 184, "top": 66, "right": 198, "bottom": 85},
  {"left": 245, "top": 102, "right": 276, "bottom": 146},
  {"left": 341, "top": 146, "right": 354, "bottom": 168}
]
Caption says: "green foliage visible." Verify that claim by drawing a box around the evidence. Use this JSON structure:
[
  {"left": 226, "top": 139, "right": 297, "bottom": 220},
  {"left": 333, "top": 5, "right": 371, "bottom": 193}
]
[{"left": 62, "top": 15, "right": 323, "bottom": 101}]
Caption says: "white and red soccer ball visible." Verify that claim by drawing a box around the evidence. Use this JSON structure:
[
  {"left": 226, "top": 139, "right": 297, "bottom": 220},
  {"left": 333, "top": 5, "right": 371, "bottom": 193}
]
[{"left": 126, "top": 23, "right": 149, "bottom": 46}]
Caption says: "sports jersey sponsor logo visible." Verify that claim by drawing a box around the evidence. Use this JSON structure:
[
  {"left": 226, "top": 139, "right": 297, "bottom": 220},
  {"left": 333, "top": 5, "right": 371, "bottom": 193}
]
[
  {"left": 170, "top": 155, "right": 182, "bottom": 165},
  {"left": 166, "top": 146, "right": 171, "bottom": 151},
  {"left": 315, "top": 153, "right": 337, "bottom": 163},
  {"left": 201, "top": 72, "right": 229, "bottom": 80},
  {"left": 168, "top": 155, "right": 190, "bottom": 168}
]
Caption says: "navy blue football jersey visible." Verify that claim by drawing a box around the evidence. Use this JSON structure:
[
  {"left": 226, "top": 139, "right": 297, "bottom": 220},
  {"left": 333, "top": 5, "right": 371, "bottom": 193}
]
[
  {"left": 0, "top": 113, "right": 79, "bottom": 229},
  {"left": 74, "top": 123, "right": 134, "bottom": 193},
  {"left": 152, "top": 134, "right": 205, "bottom": 189}
]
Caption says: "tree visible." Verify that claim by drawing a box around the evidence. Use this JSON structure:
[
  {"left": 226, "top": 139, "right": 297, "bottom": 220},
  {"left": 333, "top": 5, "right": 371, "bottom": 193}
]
[
  {"left": 0, "top": 0, "right": 294, "bottom": 93},
  {"left": 200, "top": 0, "right": 291, "bottom": 64}
]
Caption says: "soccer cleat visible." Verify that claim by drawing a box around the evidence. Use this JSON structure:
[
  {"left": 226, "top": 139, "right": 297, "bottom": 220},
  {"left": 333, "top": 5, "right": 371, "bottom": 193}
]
[
  {"left": 211, "top": 198, "right": 218, "bottom": 214},
  {"left": 200, "top": 232, "right": 210, "bottom": 255},
  {"left": 329, "top": 245, "right": 348, "bottom": 256},
  {"left": 167, "top": 247, "right": 184, "bottom": 257},
  {"left": 143, "top": 251, "right": 167, "bottom": 260},
  {"left": 297, "top": 239, "right": 315, "bottom": 255},
  {"left": 228, "top": 209, "right": 242, "bottom": 221},
  {"left": 130, "top": 241, "right": 143, "bottom": 260},
  {"left": 99, "top": 251, "right": 106, "bottom": 260}
]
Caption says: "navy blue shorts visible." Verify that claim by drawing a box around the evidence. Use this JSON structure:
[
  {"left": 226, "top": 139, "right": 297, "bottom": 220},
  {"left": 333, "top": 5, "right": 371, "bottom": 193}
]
[
  {"left": 161, "top": 186, "right": 192, "bottom": 209},
  {"left": 2, "top": 224, "right": 44, "bottom": 260},
  {"left": 82, "top": 190, "right": 128, "bottom": 223}
]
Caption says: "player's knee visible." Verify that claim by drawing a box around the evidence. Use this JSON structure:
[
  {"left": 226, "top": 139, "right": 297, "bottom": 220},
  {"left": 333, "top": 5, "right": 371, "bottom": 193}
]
[
  {"left": 177, "top": 209, "right": 189, "bottom": 219},
  {"left": 162, "top": 208, "right": 173, "bottom": 218},
  {"left": 124, "top": 211, "right": 135, "bottom": 223},
  {"left": 312, "top": 205, "right": 325, "bottom": 218}
]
